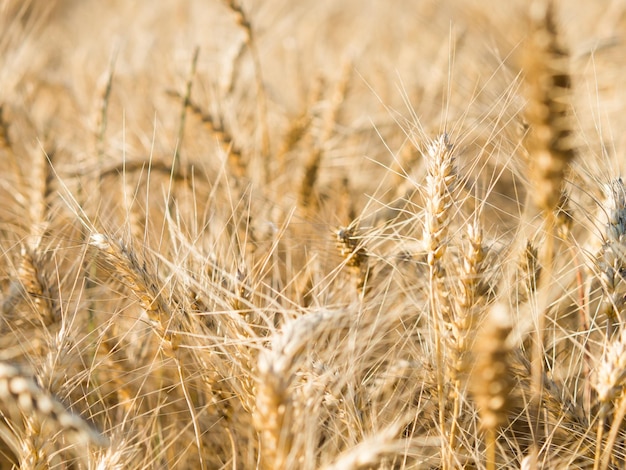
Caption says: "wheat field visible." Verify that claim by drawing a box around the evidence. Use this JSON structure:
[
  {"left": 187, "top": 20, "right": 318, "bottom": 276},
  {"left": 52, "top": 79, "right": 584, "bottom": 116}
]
[{"left": 1, "top": 0, "right": 626, "bottom": 468}]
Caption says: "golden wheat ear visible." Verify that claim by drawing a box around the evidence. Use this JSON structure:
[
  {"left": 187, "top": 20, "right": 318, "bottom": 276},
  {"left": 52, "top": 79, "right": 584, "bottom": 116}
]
[
  {"left": 521, "top": 4, "right": 576, "bottom": 462},
  {"left": 523, "top": 0, "right": 575, "bottom": 214},
  {"left": 0, "top": 105, "right": 12, "bottom": 152},
  {"left": 595, "top": 178, "right": 626, "bottom": 328},
  {"left": 470, "top": 303, "right": 514, "bottom": 470},
  {"left": 336, "top": 224, "right": 369, "bottom": 293},
  {"left": 421, "top": 133, "right": 458, "bottom": 466},
  {"left": 423, "top": 134, "right": 457, "bottom": 271},
  {"left": 224, "top": 0, "right": 270, "bottom": 181},
  {"left": 593, "top": 329, "right": 626, "bottom": 469},
  {"left": 0, "top": 362, "right": 109, "bottom": 447}
]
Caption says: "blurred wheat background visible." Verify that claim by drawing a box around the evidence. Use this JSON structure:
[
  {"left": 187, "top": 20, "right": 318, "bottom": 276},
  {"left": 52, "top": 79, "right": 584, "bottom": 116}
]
[{"left": 2, "top": 0, "right": 626, "bottom": 468}]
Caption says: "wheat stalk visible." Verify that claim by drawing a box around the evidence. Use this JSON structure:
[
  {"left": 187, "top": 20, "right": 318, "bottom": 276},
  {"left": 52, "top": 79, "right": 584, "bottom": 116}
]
[
  {"left": 522, "top": 2, "right": 575, "bottom": 461},
  {"left": 421, "top": 133, "right": 457, "bottom": 468}
]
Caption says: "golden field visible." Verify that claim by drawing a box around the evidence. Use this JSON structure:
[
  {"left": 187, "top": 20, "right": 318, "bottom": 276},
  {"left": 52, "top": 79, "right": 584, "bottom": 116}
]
[{"left": 1, "top": 0, "right": 626, "bottom": 468}]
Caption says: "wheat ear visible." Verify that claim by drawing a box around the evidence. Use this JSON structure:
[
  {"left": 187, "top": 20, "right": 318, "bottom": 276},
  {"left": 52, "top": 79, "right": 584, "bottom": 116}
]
[
  {"left": 93, "top": 51, "right": 117, "bottom": 164},
  {"left": 423, "top": 134, "right": 457, "bottom": 269},
  {"left": 277, "top": 76, "right": 324, "bottom": 174},
  {"left": 449, "top": 219, "right": 488, "bottom": 453},
  {"left": 0, "top": 104, "right": 23, "bottom": 188},
  {"left": 594, "top": 329, "right": 626, "bottom": 470},
  {"left": 522, "top": 2, "right": 575, "bottom": 458},
  {"left": 89, "top": 233, "right": 208, "bottom": 466},
  {"left": 254, "top": 310, "right": 336, "bottom": 469},
  {"left": 172, "top": 47, "right": 199, "bottom": 180},
  {"left": 470, "top": 303, "right": 514, "bottom": 470},
  {"left": 524, "top": 0, "right": 575, "bottom": 214},
  {"left": 224, "top": 0, "right": 271, "bottom": 182},
  {"left": 14, "top": 149, "right": 57, "bottom": 326},
  {"left": 321, "top": 421, "right": 408, "bottom": 470},
  {"left": 89, "top": 234, "right": 175, "bottom": 345},
  {"left": 450, "top": 219, "right": 488, "bottom": 377},
  {"left": 169, "top": 91, "right": 247, "bottom": 180},
  {"left": 422, "top": 133, "right": 457, "bottom": 467},
  {"left": 0, "top": 362, "right": 108, "bottom": 447},
  {"left": 596, "top": 178, "right": 626, "bottom": 333},
  {"left": 299, "top": 62, "right": 352, "bottom": 213},
  {"left": 336, "top": 224, "right": 369, "bottom": 293},
  {"left": 517, "top": 240, "right": 542, "bottom": 305}
]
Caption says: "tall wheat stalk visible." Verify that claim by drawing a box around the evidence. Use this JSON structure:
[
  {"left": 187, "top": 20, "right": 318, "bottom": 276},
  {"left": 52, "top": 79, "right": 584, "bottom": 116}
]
[{"left": 422, "top": 134, "right": 457, "bottom": 468}]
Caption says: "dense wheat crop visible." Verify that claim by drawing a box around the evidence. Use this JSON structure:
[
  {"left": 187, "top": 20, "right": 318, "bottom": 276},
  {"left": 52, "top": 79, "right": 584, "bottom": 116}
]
[{"left": 2, "top": 0, "right": 626, "bottom": 468}]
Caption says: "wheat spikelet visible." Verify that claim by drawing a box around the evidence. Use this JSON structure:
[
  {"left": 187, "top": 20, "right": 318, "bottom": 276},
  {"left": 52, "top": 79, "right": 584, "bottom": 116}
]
[
  {"left": 18, "top": 419, "right": 48, "bottom": 470},
  {"left": 90, "top": 439, "right": 136, "bottom": 470},
  {"left": 456, "top": 220, "right": 488, "bottom": 311},
  {"left": 89, "top": 233, "right": 177, "bottom": 350},
  {"left": 0, "top": 362, "right": 108, "bottom": 448},
  {"left": 523, "top": 0, "right": 575, "bottom": 213},
  {"left": 598, "top": 247, "right": 626, "bottom": 327}
]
